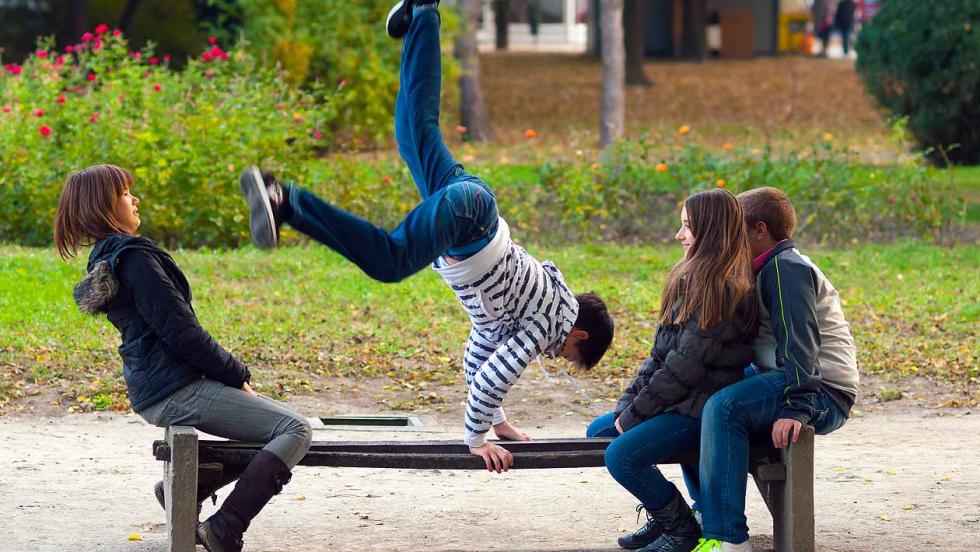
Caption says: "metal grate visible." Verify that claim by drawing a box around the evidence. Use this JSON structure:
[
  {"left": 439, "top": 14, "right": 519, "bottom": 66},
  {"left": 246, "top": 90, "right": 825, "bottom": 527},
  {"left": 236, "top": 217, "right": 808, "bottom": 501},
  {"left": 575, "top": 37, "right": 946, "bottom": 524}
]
[{"left": 318, "top": 415, "right": 423, "bottom": 428}]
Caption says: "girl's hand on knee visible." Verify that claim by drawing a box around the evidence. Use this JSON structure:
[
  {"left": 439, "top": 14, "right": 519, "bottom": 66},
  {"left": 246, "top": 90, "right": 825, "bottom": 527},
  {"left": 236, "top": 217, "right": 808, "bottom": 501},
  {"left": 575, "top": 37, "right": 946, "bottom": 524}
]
[{"left": 241, "top": 382, "right": 258, "bottom": 396}]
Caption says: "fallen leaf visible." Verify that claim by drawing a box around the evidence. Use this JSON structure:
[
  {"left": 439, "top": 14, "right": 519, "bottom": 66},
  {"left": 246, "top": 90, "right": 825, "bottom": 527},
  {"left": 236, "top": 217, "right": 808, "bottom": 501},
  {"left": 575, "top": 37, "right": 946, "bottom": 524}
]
[
  {"left": 880, "top": 515, "right": 891, "bottom": 521},
  {"left": 127, "top": 534, "right": 143, "bottom": 541}
]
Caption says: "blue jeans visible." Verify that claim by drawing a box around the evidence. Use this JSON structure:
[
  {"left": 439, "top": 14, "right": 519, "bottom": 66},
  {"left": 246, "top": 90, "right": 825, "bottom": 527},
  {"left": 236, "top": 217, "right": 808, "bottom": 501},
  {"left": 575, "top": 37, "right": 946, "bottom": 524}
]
[
  {"left": 588, "top": 411, "right": 701, "bottom": 510},
  {"left": 285, "top": 6, "right": 498, "bottom": 282},
  {"left": 699, "top": 369, "right": 847, "bottom": 543}
]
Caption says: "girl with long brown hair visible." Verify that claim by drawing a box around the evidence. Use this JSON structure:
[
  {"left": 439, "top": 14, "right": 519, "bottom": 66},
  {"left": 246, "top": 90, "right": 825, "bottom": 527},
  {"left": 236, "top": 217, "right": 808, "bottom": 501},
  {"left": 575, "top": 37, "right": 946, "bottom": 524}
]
[
  {"left": 55, "top": 164, "right": 311, "bottom": 552},
  {"left": 586, "top": 189, "right": 759, "bottom": 552}
]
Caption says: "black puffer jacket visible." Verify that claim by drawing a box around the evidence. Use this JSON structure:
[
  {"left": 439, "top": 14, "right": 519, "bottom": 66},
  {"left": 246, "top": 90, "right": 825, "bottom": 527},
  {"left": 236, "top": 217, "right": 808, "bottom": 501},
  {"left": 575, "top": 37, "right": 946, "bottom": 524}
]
[
  {"left": 74, "top": 234, "right": 250, "bottom": 412},
  {"left": 615, "top": 291, "right": 758, "bottom": 431}
]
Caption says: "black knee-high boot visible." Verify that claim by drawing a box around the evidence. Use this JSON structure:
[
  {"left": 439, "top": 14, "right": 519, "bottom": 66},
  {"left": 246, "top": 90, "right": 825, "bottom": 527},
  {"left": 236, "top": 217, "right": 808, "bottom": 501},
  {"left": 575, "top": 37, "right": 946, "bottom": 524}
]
[{"left": 197, "top": 450, "right": 293, "bottom": 552}]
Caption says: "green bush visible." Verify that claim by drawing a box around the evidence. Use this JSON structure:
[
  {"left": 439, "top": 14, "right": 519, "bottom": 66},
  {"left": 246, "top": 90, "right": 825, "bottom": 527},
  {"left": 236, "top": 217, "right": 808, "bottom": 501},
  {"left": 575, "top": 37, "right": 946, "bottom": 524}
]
[
  {"left": 224, "top": 0, "right": 458, "bottom": 148},
  {"left": 855, "top": 0, "right": 980, "bottom": 165},
  {"left": 0, "top": 26, "right": 337, "bottom": 247}
]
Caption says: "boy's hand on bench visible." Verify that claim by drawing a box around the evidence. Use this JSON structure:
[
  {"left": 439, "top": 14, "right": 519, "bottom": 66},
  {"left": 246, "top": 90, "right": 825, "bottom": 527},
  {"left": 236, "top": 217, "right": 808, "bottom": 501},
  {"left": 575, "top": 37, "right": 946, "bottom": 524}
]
[
  {"left": 771, "top": 418, "right": 803, "bottom": 449},
  {"left": 469, "top": 443, "right": 515, "bottom": 473},
  {"left": 492, "top": 421, "right": 532, "bottom": 441}
]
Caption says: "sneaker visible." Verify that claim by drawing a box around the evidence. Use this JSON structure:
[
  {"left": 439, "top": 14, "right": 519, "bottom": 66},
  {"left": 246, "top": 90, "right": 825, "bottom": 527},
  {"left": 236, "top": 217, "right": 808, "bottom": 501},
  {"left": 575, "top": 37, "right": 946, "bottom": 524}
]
[
  {"left": 386, "top": 0, "right": 414, "bottom": 39},
  {"left": 239, "top": 166, "right": 285, "bottom": 250},
  {"left": 691, "top": 538, "right": 753, "bottom": 552}
]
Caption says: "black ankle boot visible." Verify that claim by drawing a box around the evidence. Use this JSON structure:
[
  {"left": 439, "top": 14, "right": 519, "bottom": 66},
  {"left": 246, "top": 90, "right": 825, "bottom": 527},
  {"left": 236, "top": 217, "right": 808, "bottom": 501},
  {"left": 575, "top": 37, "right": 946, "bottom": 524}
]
[
  {"left": 197, "top": 450, "right": 292, "bottom": 552},
  {"left": 619, "top": 504, "right": 665, "bottom": 549},
  {"left": 635, "top": 488, "right": 702, "bottom": 552}
]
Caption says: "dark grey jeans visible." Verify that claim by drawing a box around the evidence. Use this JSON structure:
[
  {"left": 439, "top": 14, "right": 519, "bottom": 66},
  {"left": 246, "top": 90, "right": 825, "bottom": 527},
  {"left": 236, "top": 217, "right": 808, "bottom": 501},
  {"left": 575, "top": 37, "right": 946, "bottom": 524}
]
[{"left": 139, "top": 378, "right": 312, "bottom": 469}]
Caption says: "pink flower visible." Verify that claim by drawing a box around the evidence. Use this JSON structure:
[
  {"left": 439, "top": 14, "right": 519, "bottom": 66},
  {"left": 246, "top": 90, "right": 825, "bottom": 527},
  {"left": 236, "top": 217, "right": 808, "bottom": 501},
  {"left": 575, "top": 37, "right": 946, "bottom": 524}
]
[
  {"left": 4, "top": 64, "right": 22, "bottom": 75},
  {"left": 57, "top": 94, "right": 66, "bottom": 105},
  {"left": 143, "top": 72, "right": 150, "bottom": 78},
  {"left": 55, "top": 56, "right": 64, "bottom": 65},
  {"left": 36, "top": 50, "right": 48, "bottom": 58},
  {"left": 149, "top": 57, "right": 159, "bottom": 65},
  {"left": 2, "top": 105, "right": 11, "bottom": 113},
  {"left": 153, "top": 83, "right": 161, "bottom": 92},
  {"left": 219, "top": 53, "right": 228, "bottom": 61},
  {"left": 39, "top": 125, "right": 51, "bottom": 137},
  {"left": 313, "top": 131, "right": 323, "bottom": 140},
  {"left": 95, "top": 24, "right": 109, "bottom": 34},
  {"left": 129, "top": 52, "right": 142, "bottom": 60},
  {"left": 118, "top": 94, "right": 124, "bottom": 102},
  {"left": 81, "top": 32, "right": 94, "bottom": 41},
  {"left": 34, "top": 108, "right": 44, "bottom": 117},
  {"left": 201, "top": 53, "right": 213, "bottom": 62},
  {"left": 87, "top": 72, "right": 96, "bottom": 81},
  {"left": 204, "top": 70, "right": 214, "bottom": 78},
  {"left": 208, "top": 36, "right": 217, "bottom": 44},
  {"left": 93, "top": 39, "right": 103, "bottom": 50},
  {"left": 339, "top": 78, "right": 348, "bottom": 89},
  {"left": 113, "top": 29, "right": 122, "bottom": 37},
  {"left": 66, "top": 45, "right": 75, "bottom": 53},
  {"left": 163, "top": 54, "right": 171, "bottom": 63},
  {"left": 90, "top": 112, "right": 100, "bottom": 123}
]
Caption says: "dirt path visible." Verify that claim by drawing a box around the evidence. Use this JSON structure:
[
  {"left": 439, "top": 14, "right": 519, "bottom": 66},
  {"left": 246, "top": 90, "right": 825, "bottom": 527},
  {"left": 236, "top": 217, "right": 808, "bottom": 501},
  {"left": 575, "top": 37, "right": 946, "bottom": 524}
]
[{"left": 1, "top": 394, "right": 977, "bottom": 552}]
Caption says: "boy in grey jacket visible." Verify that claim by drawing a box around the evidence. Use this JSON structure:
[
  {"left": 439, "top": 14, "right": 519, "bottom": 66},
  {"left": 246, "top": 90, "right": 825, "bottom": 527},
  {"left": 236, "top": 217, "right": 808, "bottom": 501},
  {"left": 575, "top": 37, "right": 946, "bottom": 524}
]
[{"left": 690, "top": 187, "right": 859, "bottom": 552}]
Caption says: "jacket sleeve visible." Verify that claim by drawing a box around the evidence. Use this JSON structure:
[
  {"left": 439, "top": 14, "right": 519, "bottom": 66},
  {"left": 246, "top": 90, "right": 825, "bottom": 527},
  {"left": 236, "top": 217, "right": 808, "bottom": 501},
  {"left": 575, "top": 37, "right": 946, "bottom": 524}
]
[
  {"left": 117, "top": 249, "right": 251, "bottom": 388},
  {"left": 758, "top": 257, "right": 822, "bottom": 424},
  {"left": 614, "top": 356, "right": 655, "bottom": 416},
  {"left": 618, "top": 320, "right": 727, "bottom": 431}
]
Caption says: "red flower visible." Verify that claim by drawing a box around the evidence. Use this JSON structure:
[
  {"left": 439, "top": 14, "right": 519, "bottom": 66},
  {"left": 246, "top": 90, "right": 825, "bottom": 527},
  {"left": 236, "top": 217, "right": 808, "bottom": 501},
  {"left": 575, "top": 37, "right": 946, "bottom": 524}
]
[
  {"left": 163, "top": 54, "right": 171, "bottom": 63},
  {"left": 2, "top": 105, "right": 11, "bottom": 113},
  {"left": 210, "top": 46, "right": 224, "bottom": 57},
  {"left": 57, "top": 94, "right": 66, "bottom": 105},
  {"left": 4, "top": 64, "right": 22, "bottom": 75},
  {"left": 149, "top": 57, "right": 159, "bottom": 65},
  {"left": 34, "top": 108, "right": 44, "bottom": 117},
  {"left": 66, "top": 45, "right": 75, "bottom": 53},
  {"left": 87, "top": 72, "right": 96, "bottom": 81},
  {"left": 55, "top": 56, "right": 64, "bottom": 65},
  {"left": 204, "top": 70, "right": 214, "bottom": 78},
  {"left": 201, "top": 53, "right": 212, "bottom": 62},
  {"left": 113, "top": 29, "right": 122, "bottom": 37},
  {"left": 339, "top": 78, "right": 348, "bottom": 89},
  {"left": 36, "top": 50, "right": 48, "bottom": 58},
  {"left": 313, "top": 131, "right": 323, "bottom": 140},
  {"left": 90, "top": 112, "right": 100, "bottom": 123},
  {"left": 118, "top": 94, "right": 125, "bottom": 102},
  {"left": 95, "top": 24, "right": 109, "bottom": 34},
  {"left": 153, "top": 84, "right": 161, "bottom": 92},
  {"left": 208, "top": 36, "right": 218, "bottom": 44},
  {"left": 93, "top": 39, "right": 103, "bottom": 50},
  {"left": 39, "top": 125, "right": 51, "bottom": 136},
  {"left": 219, "top": 53, "right": 229, "bottom": 61},
  {"left": 143, "top": 72, "right": 151, "bottom": 78},
  {"left": 81, "top": 32, "right": 94, "bottom": 41}
]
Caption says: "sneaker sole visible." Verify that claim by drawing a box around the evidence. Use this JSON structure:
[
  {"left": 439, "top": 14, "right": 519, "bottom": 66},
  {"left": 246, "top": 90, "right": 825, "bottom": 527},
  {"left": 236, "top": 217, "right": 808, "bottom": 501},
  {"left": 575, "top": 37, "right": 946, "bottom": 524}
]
[
  {"left": 386, "top": 0, "right": 410, "bottom": 38},
  {"left": 239, "top": 166, "right": 277, "bottom": 250}
]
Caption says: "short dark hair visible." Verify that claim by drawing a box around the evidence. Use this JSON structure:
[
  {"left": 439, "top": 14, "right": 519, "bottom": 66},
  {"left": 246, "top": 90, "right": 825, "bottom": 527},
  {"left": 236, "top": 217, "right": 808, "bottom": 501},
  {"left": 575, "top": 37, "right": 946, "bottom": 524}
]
[
  {"left": 737, "top": 187, "right": 797, "bottom": 241},
  {"left": 572, "top": 292, "right": 614, "bottom": 370}
]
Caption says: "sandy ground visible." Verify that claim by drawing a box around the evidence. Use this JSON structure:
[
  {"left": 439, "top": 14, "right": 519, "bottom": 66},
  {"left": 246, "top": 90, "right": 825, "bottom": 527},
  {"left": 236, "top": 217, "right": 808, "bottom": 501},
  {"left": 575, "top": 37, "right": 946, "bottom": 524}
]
[{"left": 1, "top": 392, "right": 978, "bottom": 552}]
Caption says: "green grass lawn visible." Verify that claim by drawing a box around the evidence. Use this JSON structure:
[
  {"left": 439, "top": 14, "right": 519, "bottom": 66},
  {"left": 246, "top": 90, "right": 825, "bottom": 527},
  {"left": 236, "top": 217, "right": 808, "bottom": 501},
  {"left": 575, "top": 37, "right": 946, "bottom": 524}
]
[{"left": 1, "top": 241, "right": 976, "bottom": 413}]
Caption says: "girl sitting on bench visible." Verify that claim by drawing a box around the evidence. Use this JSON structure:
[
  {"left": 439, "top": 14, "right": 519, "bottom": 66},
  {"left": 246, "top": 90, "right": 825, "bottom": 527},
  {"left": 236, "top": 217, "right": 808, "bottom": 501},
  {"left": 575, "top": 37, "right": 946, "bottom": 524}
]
[{"left": 54, "top": 164, "right": 311, "bottom": 552}]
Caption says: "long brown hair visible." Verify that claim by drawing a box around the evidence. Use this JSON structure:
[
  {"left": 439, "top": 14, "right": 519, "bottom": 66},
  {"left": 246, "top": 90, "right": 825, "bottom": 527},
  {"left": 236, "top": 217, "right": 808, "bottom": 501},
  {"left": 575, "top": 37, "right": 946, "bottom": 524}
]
[
  {"left": 659, "top": 189, "right": 754, "bottom": 329},
  {"left": 53, "top": 164, "right": 134, "bottom": 259}
]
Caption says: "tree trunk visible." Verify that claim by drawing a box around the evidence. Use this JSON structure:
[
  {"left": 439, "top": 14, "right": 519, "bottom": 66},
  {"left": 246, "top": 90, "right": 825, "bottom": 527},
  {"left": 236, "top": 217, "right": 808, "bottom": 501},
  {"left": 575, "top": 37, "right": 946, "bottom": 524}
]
[
  {"left": 455, "top": 0, "right": 494, "bottom": 142},
  {"left": 68, "top": 0, "right": 88, "bottom": 41},
  {"left": 623, "top": 0, "right": 652, "bottom": 86},
  {"left": 493, "top": 0, "right": 510, "bottom": 51},
  {"left": 117, "top": 0, "right": 143, "bottom": 33},
  {"left": 600, "top": 0, "right": 625, "bottom": 147},
  {"left": 680, "top": 0, "right": 708, "bottom": 60}
]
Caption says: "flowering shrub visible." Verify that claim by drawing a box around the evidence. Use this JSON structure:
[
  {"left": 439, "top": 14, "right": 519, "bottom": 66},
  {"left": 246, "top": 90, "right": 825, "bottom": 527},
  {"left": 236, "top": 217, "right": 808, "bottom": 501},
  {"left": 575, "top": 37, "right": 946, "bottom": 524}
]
[{"left": 0, "top": 26, "right": 336, "bottom": 247}]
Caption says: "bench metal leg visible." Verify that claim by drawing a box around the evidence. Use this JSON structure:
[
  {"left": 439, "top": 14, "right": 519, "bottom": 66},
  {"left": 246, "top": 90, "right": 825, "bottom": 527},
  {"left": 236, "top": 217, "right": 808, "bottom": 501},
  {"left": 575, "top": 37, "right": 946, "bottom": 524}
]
[
  {"left": 164, "top": 426, "right": 198, "bottom": 552},
  {"left": 774, "top": 426, "right": 815, "bottom": 552}
]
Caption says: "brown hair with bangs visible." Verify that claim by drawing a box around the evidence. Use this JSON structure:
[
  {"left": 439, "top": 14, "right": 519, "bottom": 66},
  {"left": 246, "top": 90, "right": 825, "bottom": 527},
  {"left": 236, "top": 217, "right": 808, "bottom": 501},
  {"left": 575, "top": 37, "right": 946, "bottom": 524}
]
[
  {"left": 53, "top": 164, "right": 134, "bottom": 259},
  {"left": 659, "top": 189, "right": 754, "bottom": 329}
]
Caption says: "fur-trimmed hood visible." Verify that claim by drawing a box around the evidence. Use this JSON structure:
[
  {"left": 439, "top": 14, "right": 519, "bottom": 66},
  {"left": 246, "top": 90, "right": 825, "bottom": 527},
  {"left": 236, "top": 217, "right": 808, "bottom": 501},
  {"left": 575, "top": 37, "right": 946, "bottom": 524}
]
[{"left": 73, "top": 234, "right": 157, "bottom": 314}]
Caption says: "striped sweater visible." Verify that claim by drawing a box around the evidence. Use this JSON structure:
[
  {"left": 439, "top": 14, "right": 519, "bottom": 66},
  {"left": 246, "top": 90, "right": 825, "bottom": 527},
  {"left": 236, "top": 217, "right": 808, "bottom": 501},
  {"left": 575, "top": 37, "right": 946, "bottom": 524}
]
[{"left": 434, "top": 218, "right": 579, "bottom": 446}]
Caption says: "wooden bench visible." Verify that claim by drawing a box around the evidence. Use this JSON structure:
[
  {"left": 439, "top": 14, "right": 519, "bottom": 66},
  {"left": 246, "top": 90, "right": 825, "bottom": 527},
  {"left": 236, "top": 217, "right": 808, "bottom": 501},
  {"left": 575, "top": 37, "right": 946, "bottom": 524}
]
[{"left": 153, "top": 425, "right": 815, "bottom": 552}]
